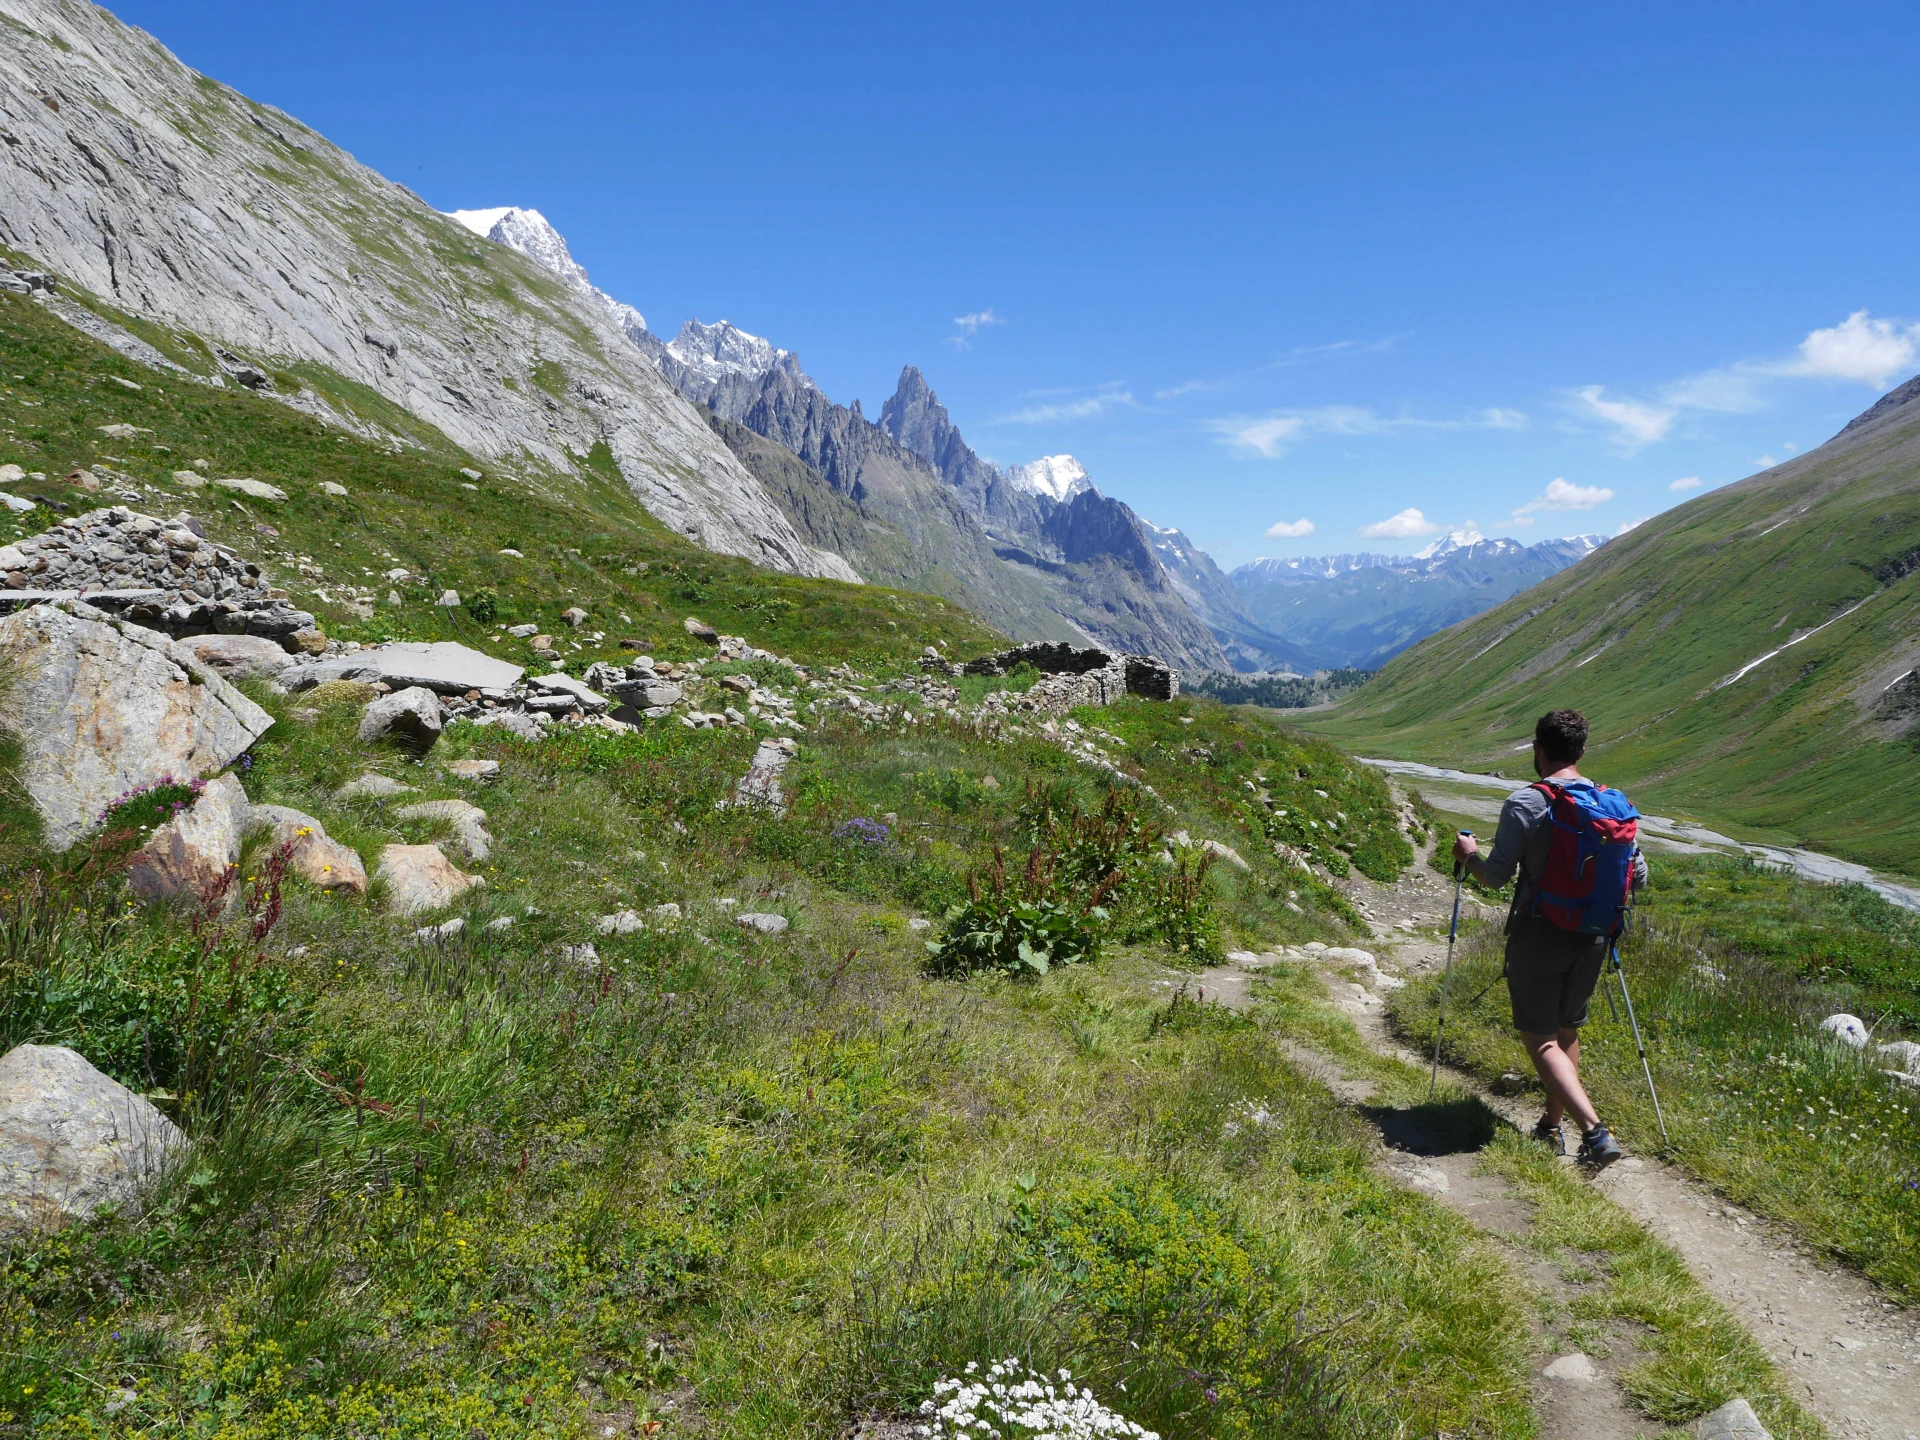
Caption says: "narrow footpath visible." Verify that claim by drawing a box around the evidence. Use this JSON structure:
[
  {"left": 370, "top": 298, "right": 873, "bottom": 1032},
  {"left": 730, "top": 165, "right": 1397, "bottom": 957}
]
[{"left": 1177, "top": 812, "right": 1920, "bottom": 1440}]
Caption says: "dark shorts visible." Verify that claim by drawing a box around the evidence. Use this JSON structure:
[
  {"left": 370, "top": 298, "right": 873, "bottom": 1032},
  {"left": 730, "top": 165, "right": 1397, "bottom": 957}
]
[{"left": 1505, "top": 915, "right": 1609, "bottom": 1036}]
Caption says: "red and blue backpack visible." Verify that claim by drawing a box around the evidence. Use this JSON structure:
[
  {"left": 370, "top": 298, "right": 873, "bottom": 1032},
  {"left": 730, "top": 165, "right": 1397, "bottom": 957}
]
[{"left": 1529, "top": 780, "right": 1640, "bottom": 936}]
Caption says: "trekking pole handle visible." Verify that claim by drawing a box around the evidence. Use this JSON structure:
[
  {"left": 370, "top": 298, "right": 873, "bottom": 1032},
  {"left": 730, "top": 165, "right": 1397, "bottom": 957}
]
[{"left": 1453, "top": 830, "right": 1472, "bottom": 881}]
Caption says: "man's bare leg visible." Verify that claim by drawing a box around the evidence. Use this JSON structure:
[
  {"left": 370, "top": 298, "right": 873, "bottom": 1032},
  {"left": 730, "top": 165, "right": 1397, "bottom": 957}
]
[{"left": 1522, "top": 1028, "right": 1599, "bottom": 1132}]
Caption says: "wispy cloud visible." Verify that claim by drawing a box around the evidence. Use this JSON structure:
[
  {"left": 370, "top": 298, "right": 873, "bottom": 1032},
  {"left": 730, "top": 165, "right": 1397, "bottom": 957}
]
[
  {"left": 1572, "top": 386, "right": 1674, "bottom": 450},
  {"left": 1614, "top": 515, "right": 1651, "bottom": 536},
  {"left": 1153, "top": 335, "right": 1405, "bottom": 400},
  {"left": 944, "top": 308, "right": 1005, "bottom": 350},
  {"left": 1207, "top": 415, "right": 1304, "bottom": 457},
  {"left": 1203, "top": 404, "right": 1526, "bottom": 457},
  {"left": 996, "top": 384, "right": 1136, "bottom": 426},
  {"left": 1668, "top": 475, "right": 1703, "bottom": 492},
  {"left": 1264, "top": 517, "right": 1316, "bottom": 538},
  {"left": 1571, "top": 309, "right": 1920, "bottom": 451},
  {"left": 1509, "top": 477, "right": 1615, "bottom": 527},
  {"left": 1358, "top": 507, "right": 1441, "bottom": 539}
]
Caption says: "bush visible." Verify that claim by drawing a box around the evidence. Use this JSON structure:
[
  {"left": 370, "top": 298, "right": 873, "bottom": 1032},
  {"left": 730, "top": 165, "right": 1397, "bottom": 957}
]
[
  {"left": 463, "top": 588, "right": 499, "bottom": 625},
  {"left": 926, "top": 895, "right": 1105, "bottom": 978}
]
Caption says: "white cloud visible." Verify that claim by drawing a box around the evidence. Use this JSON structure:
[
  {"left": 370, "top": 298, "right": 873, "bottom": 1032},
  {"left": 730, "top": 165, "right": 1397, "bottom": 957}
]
[
  {"left": 1614, "top": 515, "right": 1650, "bottom": 536},
  {"left": 1358, "top": 507, "right": 1440, "bottom": 539},
  {"left": 996, "top": 387, "right": 1135, "bottom": 425},
  {"left": 1669, "top": 476, "right": 1703, "bottom": 492},
  {"left": 1264, "top": 517, "right": 1316, "bottom": 538},
  {"left": 944, "top": 308, "right": 1004, "bottom": 349},
  {"left": 1515, "top": 478, "right": 1615, "bottom": 519},
  {"left": 1474, "top": 407, "right": 1529, "bottom": 430},
  {"left": 1786, "top": 310, "right": 1919, "bottom": 387},
  {"left": 1573, "top": 385, "right": 1674, "bottom": 449},
  {"left": 1207, "top": 415, "right": 1305, "bottom": 457},
  {"left": 1755, "top": 453, "right": 1778, "bottom": 470}
]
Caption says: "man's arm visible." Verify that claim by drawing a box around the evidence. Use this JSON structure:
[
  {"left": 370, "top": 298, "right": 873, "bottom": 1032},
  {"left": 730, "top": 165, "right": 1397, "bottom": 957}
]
[{"left": 1452, "top": 788, "right": 1539, "bottom": 888}]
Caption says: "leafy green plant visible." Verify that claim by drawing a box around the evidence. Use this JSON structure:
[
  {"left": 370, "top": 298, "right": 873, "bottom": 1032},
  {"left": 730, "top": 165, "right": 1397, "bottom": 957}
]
[
  {"left": 927, "top": 846, "right": 1110, "bottom": 977},
  {"left": 463, "top": 587, "right": 499, "bottom": 625}
]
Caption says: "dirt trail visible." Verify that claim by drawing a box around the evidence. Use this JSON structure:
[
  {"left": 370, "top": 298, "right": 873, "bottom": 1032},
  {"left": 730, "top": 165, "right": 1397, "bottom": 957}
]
[{"left": 1172, "top": 809, "right": 1920, "bottom": 1439}]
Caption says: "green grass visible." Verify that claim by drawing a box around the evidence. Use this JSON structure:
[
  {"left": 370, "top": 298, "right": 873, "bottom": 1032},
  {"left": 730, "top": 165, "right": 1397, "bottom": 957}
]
[
  {"left": 0, "top": 289, "right": 998, "bottom": 671},
  {"left": 1298, "top": 400, "right": 1920, "bottom": 876},
  {"left": 1390, "top": 852, "right": 1920, "bottom": 1300}
]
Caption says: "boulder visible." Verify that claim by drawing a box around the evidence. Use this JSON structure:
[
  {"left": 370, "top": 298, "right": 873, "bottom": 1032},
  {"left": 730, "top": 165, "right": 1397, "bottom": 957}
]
[
  {"left": 374, "top": 843, "right": 481, "bottom": 915},
  {"left": 1820, "top": 1014, "right": 1870, "bottom": 1048},
  {"left": 289, "top": 641, "right": 523, "bottom": 695},
  {"left": 333, "top": 773, "right": 416, "bottom": 800},
  {"left": 435, "top": 589, "right": 461, "bottom": 608},
  {"left": 319, "top": 481, "right": 349, "bottom": 497},
  {"left": 442, "top": 758, "right": 500, "bottom": 782},
  {"left": 683, "top": 616, "right": 719, "bottom": 644},
  {"left": 596, "top": 909, "right": 646, "bottom": 935},
  {"left": 529, "top": 672, "right": 609, "bottom": 714},
  {"left": 0, "top": 601, "right": 273, "bottom": 850},
  {"left": 176, "top": 632, "right": 295, "bottom": 681},
  {"left": 1200, "top": 839, "right": 1250, "bottom": 871},
  {"left": 126, "top": 772, "right": 249, "bottom": 902},
  {"left": 470, "top": 710, "right": 548, "bottom": 742},
  {"left": 247, "top": 804, "right": 367, "bottom": 894},
  {"left": 211, "top": 477, "right": 288, "bottom": 502},
  {"left": 561, "top": 606, "right": 588, "bottom": 627},
  {"left": 358, "top": 686, "right": 446, "bottom": 748},
  {"left": 0, "top": 1044, "right": 187, "bottom": 1232},
  {"left": 394, "top": 799, "right": 492, "bottom": 861},
  {"left": 1694, "top": 1398, "right": 1771, "bottom": 1440},
  {"left": 737, "top": 912, "right": 790, "bottom": 935},
  {"left": 732, "top": 737, "right": 797, "bottom": 813}
]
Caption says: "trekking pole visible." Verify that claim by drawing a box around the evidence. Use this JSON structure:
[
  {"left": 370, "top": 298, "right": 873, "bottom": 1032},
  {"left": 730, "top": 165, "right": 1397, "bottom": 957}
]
[
  {"left": 1429, "top": 833, "right": 1469, "bottom": 1101},
  {"left": 1608, "top": 940, "right": 1670, "bottom": 1144}
]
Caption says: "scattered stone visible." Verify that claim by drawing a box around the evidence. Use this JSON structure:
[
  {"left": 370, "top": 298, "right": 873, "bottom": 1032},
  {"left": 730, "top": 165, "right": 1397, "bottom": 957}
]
[
  {"left": 442, "top": 758, "right": 500, "bottom": 782},
  {"left": 561, "top": 606, "right": 588, "bottom": 627},
  {"left": 0, "top": 464, "right": 23, "bottom": 484},
  {"left": 0, "top": 1044, "right": 187, "bottom": 1232},
  {"left": 459, "top": 467, "right": 482, "bottom": 481},
  {"left": 1694, "top": 1398, "right": 1771, "bottom": 1440},
  {"left": 319, "top": 481, "right": 349, "bottom": 497},
  {"left": 414, "top": 918, "right": 465, "bottom": 942},
  {"left": 1492, "top": 1072, "right": 1530, "bottom": 1097},
  {"left": 484, "top": 916, "right": 514, "bottom": 932},
  {"left": 529, "top": 634, "right": 556, "bottom": 653},
  {"left": 333, "top": 773, "right": 416, "bottom": 801},
  {"left": 1542, "top": 1353, "right": 1596, "bottom": 1382},
  {"left": 0, "top": 600, "right": 273, "bottom": 849},
  {"left": 908, "top": 917, "right": 932, "bottom": 931},
  {"left": 650, "top": 902, "right": 682, "bottom": 922},
  {"left": 1200, "top": 839, "right": 1249, "bottom": 871},
  {"left": 469, "top": 710, "right": 548, "bottom": 741},
  {"left": 596, "top": 910, "right": 646, "bottom": 935},
  {"left": 435, "top": 589, "right": 461, "bottom": 608},
  {"left": 1322, "top": 947, "right": 1377, "bottom": 966},
  {"left": 375, "top": 843, "right": 481, "bottom": 915},
  {"left": 211, "top": 477, "right": 288, "bottom": 502},
  {"left": 506, "top": 623, "right": 539, "bottom": 637},
  {"left": 358, "top": 686, "right": 446, "bottom": 748},
  {"left": 170, "top": 470, "right": 206, "bottom": 489},
  {"left": 558, "top": 942, "right": 599, "bottom": 968},
  {"left": 95, "top": 422, "right": 146, "bottom": 440},
  {"left": 126, "top": 772, "right": 249, "bottom": 902},
  {"left": 683, "top": 616, "right": 719, "bottom": 644},
  {"left": 719, "top": 673, "right": 753, "bottom": 695},
  {"left": 498, "top": 548, "right": 522, "bottom": 557},
  {"left": 1820, "top": 1014, "right": 1870, "bottom": 1049},
  {"left": 529, "top": 672, "right": 609, "bottom": 714},
  {"left": 247, "top": 804, "right": 367, "bottom": 894},
  {"left": 731, "top": 736, "right": 797, "bottom": 813},
  {"left": 736, "top": 912, "right": 790, "bottom": 935},
  {"left": 1225, "top": 950, "right": 1264, "bottom": 966},
  {"left": 1877, "top": 1039, "right": 1920, "bottom": 1070},
  {"left": 288, "top": 629, "right": 328, "bottom": 655},
  {"left": 394, "top": 799, "right": 492, "bottom": 862},
  {"left": 292, "top": 640, "right": 524, "bottom": 695},
  {"left": 176, "top": 632, "right": 296, "bottom": 680}
]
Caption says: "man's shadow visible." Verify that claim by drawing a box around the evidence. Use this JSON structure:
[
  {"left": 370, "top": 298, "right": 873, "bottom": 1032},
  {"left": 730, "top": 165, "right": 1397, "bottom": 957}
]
[{"left": 1359, "top": 1096, "right": 1502, "bottom": 1156}]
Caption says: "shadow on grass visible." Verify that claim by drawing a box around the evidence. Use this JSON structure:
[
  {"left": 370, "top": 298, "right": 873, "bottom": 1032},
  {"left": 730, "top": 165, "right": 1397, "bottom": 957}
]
[{"left": 1360, "top": 1096, "right": 1503, "bottom": 1156}]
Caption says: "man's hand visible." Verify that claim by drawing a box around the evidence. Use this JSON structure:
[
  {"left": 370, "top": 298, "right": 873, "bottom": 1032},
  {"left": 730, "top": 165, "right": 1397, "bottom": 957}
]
[{"left": 1452, "top": 831, "right": 1479, "bottom": 878}]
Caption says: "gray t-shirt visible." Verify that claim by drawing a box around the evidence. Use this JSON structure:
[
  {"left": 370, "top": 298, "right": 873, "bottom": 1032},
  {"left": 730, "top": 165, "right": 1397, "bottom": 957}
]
[{"left": 1481, "top": 776, "right": 1648, "bottom": 916}]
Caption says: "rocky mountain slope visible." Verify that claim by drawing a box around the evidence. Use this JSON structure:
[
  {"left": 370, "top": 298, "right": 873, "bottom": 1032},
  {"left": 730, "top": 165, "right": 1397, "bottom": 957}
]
[
  {"left": 1305, "top": 381, "right": 1920, "bottom": 874},
  {"left": 1229, "top": 532, "right": 1604, "bottom": 670},
  {"left": 1145, "top": 522, "right": 1321, "bottom": 673},
  {"left": 0, "top": 0, "right": 851, "bottom": 581}
]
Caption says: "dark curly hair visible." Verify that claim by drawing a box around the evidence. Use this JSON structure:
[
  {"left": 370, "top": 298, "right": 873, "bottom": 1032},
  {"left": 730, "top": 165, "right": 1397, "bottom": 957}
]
[{"left": 1535, "top": 709, "right": 1589, "bottom": 768}]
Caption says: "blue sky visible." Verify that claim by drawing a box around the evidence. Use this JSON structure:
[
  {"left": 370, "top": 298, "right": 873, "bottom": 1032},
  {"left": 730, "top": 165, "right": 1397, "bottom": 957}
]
[{"left": 112, "top": 1, "right": 1920, "bottom": 567}]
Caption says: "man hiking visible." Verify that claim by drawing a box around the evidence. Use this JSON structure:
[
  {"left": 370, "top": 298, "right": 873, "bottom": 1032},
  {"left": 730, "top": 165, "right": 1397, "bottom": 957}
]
[{"left": 1453, "top": 709, "right": 1645, "bottom": 1168}]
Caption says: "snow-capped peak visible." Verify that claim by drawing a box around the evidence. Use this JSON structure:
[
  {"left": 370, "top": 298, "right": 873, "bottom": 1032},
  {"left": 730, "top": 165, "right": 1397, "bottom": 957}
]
[
  {"left": 1411, "top": 527, "right": 1487, "bottom": 560},
  {"left": 664, "top": 319, "right": 803, "bottom": 387},
  {"left": 446, "top": 205, "right": 646, "bottom": 338},
  {"left": 1007, "top": 454, "right": 1092, "bottom": 503}
]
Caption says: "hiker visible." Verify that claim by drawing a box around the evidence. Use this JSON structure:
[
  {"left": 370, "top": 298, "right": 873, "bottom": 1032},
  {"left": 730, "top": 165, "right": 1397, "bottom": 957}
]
[{"left": 1452, "top": 708, "right": 1646, "bottom": 1168}]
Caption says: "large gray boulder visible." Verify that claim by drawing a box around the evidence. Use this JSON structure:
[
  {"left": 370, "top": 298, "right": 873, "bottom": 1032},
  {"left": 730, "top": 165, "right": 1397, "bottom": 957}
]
[
  {"left": 375, "top": 843, "right": 482, "bottom": 915},
  {"left": 298, "top": 641, "right": 523, "bottom": 696},
  {"left": 0, "top": 600, "right": 273, "bottom": 850},
  {"left": 1695, "top": 1398, "right": 1771, "bottom": 1440},
  {"left": 358, "top": 686, "right": 446, "bottom": 748},
  {"left": 0, "top": 1044, "right": 187, "bottom": 1232},
  {"left": 125, "top": 772, "right": 249, "bottom": 901},
  {"left": 177, "top": 633, "right": 296, "bottom": 680}
]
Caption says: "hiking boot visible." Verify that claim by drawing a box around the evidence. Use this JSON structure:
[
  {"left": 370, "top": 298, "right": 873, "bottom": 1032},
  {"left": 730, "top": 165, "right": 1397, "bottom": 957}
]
[
  {"left": 1531, "top": 1115, "right": 1566, "bottom": 1156},
  {"left": 1576, "top": 1124, "right": 1625, "bottom": 1169}
]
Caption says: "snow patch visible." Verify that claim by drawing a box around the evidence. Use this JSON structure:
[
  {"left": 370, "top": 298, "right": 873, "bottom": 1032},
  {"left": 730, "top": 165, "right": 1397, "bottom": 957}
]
[{"left": 1007, "top": 454, "right": 1092, "bottom": 503}]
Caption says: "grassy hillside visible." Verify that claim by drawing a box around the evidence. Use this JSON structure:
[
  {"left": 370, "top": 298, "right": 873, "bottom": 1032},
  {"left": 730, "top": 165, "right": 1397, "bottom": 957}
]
[
  {"left": 1302, "top": 380, "right": 1920, "bottom": 876},
  {"left": 0, "top": 287, "right": 997, "bottom": 670}
]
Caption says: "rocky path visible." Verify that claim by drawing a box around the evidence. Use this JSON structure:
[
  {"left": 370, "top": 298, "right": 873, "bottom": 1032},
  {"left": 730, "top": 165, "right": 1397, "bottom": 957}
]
[{"left": 1173, "top": 811, "right": 1920, "bottom": 1439}]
